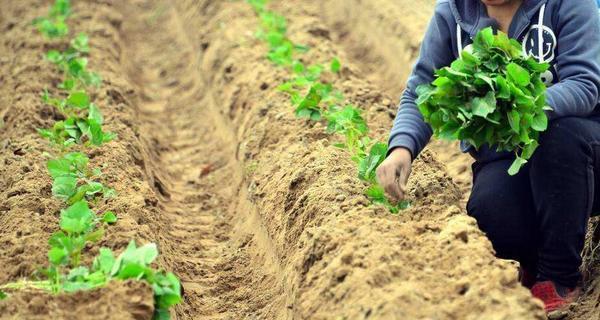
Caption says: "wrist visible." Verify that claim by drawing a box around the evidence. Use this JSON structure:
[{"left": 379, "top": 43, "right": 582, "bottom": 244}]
[{"left": 389, "top": 146, "right": 413, "bottom": 162}]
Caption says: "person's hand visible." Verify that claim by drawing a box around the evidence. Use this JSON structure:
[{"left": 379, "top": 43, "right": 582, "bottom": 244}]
[{"left": 376, "top": 147, "right": 412, "bottom": 203}]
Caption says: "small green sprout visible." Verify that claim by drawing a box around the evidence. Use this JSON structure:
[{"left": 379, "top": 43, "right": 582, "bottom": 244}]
[
  {"left": 47, "top": 152, "right": 116, "bottom": 204},
  {"left": 33, "top": 0, "right": 71, "bottom": 39}
]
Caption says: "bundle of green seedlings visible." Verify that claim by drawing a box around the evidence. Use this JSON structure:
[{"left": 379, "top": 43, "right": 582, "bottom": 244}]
[
  {"left": 0, "top": 1, "right": 182, "bottom": 319},
  {"left": 247, "top": 0, "right": 409, "bottom": 213},
  {"left": 417, "top": 27, "right": 550, "bottom": 175}
]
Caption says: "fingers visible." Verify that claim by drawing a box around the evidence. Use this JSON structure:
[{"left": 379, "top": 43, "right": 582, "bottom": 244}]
[
  {"left": 376, "top": 164, "right": 404, "bottom": 203},
  {"left": 397, "top": 164, "right": 411, "bottom": 195}
]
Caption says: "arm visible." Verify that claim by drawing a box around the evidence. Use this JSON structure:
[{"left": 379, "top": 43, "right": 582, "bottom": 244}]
[
  {"left": 545, "top": 0, "right": 600, "bottom": 119},
  {"left": 387, "top": 5, "right": 455, "bottom": 159}
]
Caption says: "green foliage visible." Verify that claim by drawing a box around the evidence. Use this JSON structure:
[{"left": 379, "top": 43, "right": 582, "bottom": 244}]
[
  {"left": 41, "top": 201, "right": 182, "bottom": 320},
  {"left": 250, "top": 1, "right": 409, "bottom": 213},
  {"left": 247, "top": 0, "right": 268, "bottom": 12},
  {"left": 249, "top": 0, "right": 308, "bottom": 67},
  {"left": 46, "top": 46, "right": 103, "bottom": 89},
  {"left": 42, "top": 240, "right": 181, "bottom": 320},
  {"left": 416, "top": 27, "right": 550, "bottom": 175},
  {"left": 366, "top": 184, "right": 410, "bottom": 214},
  {"left": 71, "top": 33, "right": 90, "bottom": 53},
  {"left": 330, "top": 57, "right": 341, "bottom": 73},
  {"left": 33, "top": 0, "right": 71, "bottom": 38},
  {"left": 40, "top": 91, "right": 115, "bottom": 147},
  {"left": 47, "top": 152, "right": 115, "bottom": 204},
  {"left": 325, "top": 105, "right": 368, "bottom": 156},
  {"left": 109, "top": 241, "right": 182, "bottom": 320},
  {"left": 25, "top": 2, "right": 184, "bottom": 318},
  {"left": 44, "top": 200, "right": 112, "bottom": 274},
  {"left": 357, "top": 142, "right": 387, "bottom": 183}
]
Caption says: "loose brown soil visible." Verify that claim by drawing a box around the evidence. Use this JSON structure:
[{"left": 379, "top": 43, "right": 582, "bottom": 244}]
[{"left": 0, "top": 1, "right": 596, "bottom": 320}]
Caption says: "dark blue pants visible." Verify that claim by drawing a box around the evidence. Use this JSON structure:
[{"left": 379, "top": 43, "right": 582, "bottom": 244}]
[{"left": 467, "top": 117, "right": 600, "bottom": 288}]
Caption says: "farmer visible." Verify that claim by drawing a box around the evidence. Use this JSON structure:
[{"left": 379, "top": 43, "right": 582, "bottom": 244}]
[{"left": 376, "top": 0, "right": 600, "bottom": 314}]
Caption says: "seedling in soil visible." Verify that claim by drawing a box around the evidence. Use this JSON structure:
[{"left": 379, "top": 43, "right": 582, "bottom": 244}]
[
  {"left": 46, "top": 46, "right": 103, "bottom": 89},
  {"left": 250, "top": 1, "right": 408, "bottom": 213},
  {"left": 47, "top": 152, "right": 116, "bottom": 204},
  {"left": 417, "top": 27, "right": 550, "bottom": 175},
  {"left": 33, "top": 0, "right": 71, "bottom": 39},
  {"left": 330, "top": 57, "right": 341, "bottom": 73},
  {"left": 24, "top": 1, "right": 184, "bottom": 317},
  {"left": 325, "top": 105, "right": 369, "bottom": 156},
  {"left": 247, "top": 0, "right": 268, "bottom": 12},
  {"left": 250, "top": 3, "right": 309, "bottom": 67},
  {"left": 39, "top": 91, "right": 116, "bottom": 147},
  {"left": 366, "top": 184, "right": 411, "bottom": 214},
  {"left": 47, "top": 241, "right": 181, "bottom": 320},
  {"left": 44, "top": 200, "right": 115, "bottom": 277}
]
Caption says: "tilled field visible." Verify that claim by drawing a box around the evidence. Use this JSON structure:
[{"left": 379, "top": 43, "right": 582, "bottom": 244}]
[{"left": 0, "top": 0, "right": 597, "bottom": 319}]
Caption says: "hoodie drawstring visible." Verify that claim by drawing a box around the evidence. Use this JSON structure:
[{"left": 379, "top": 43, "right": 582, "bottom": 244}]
[
  {"left": 537, "top": 3, "right": 547, "bottom": 63},
  {"left": 456, "top": 23, "right": 463, "bottom": 57}
]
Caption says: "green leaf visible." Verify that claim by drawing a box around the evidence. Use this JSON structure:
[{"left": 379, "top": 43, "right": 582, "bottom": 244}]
[
  {"left": 507, "top": 110, "right": 520, "bottom": 133},
  {"left": 357, "top": 142, "right": 387, "bottom": 183},
  {"left": 531, "top": 112, "right": 548, "bottom": 131},
  {"left": 84, "top": 228, "right": 104, "bottom": 243},
  {"left": 48, "top": 158, "right": 72, "bottom": 178},
  {"left": 67, "top": 91, "right": 90, "bottom": 109},
  {"left": 495, "top": 76, "right": 511, "bottom": 100},
  {"left": 507, "top": 63, "right": 531, "bottom": 87},
  {"left": 461, "top": 50, "right": 480, "bottom": 66},
  {"left": 292, "top": 61, "right": 305, "bottom": 74},
  {"left": 48, "top": 246, "right": 68, "bottom": 265},
  {"left": 88, "top": 104, "right": 103, "bottom": 125},
  {"left": 521, "top": 140, "right": 539, "bottom": 159},
  {"left": 46, "top": 50, "right": 63, "bottom": 63},
  {"left": 60, "top": 200, "right": 94, "bottom": 234},
  {"left": 102, "top": 211, "right": 117, "bottom": 224},
  {"left": 0, "top": 290, "right": 7, "bottom": 300},
  {"left": 330, "top": 57, "right": 341, "bottom": 73},
  {"left": 67, "top": 266, "right": 90, "bottom": 280},
  {"left": 52, "top": 176, "right": 78, "bottom": 200},
  {"left": 480, "top": 27, "right": 494, "bottom": 46},
  {"left": 93, "top": 248, "right": 116, "bottom": 275},
  {"left": 71, "top": 33, "right": 89, "bottom": 53},
  {"left": 508, "top": 156, "right": 527, "bottom": 176},
  {"left": 471, "top": 92, "right": 496, "bottom": 118}
]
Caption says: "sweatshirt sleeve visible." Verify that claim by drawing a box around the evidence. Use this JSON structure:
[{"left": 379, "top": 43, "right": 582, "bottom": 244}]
[
  {"left": 545, "top": 0, "right": 600, "bottom": 119},
  {"left": 387, "top": 5, "right": 455, "bottom": 159}
]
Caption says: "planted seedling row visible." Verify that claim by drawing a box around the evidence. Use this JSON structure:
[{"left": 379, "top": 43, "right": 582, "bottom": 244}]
[
  {"left": 0, "top": 1, "right": 182, "bottom": 319},
  {"left": 247, "top": 0, "right": 409, "bottom": 213}
]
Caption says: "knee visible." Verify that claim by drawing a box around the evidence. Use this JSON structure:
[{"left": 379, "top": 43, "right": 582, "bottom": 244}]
[
  {"left": 534, "top": 117, "right": 589, "bottom": 161},
  {"left": 467, "top": 187, "right": 531, "bottom": 259},
  {"left": 467, "top": 187, "right": 503, "bottom": 232}
]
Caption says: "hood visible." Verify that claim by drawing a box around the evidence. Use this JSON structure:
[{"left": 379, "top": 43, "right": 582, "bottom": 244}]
[{"left": 448, "top": 0, "right": 548, "bottom": 38}]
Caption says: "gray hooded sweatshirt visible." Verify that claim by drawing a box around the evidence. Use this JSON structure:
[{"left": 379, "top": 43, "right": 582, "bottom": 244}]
[{"left": 388, "top": 0, "right": 600, "bottom": 162}]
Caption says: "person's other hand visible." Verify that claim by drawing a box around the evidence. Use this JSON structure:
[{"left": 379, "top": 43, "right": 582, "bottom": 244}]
[{"left": 376, "top": 147, "right": 412, "bottom": 203}]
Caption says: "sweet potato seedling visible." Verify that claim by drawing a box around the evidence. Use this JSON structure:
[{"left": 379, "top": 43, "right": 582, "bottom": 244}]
[
  {"left": 40, "top": 90, "right": 116, "bottom": 147},
  {"left": 47, "top": 152, "right": 116, "bottom": 204},
  {"left": 33, "top": 0, "right": 71, "bottom": 38},
  {"left": 46, "top": 47, "right": 102, "bottom": 89},
  {"left": 417, "top": 27, "right": 550, "bottom": 175},
  {"left": 325, "top": 105, "right": 369, "bottom": 157},
  {"left": 44, "top": 199, "right": 116, "bottom": 282}
]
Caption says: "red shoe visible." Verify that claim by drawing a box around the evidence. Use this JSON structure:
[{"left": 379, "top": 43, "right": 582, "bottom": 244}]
[{"left": 530, "top": 281, "right": 580, "bottom": 313}]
